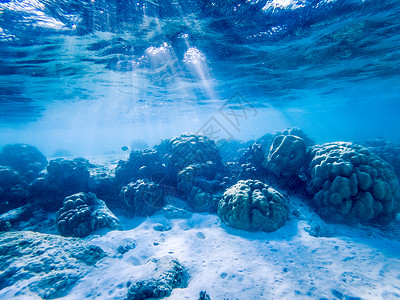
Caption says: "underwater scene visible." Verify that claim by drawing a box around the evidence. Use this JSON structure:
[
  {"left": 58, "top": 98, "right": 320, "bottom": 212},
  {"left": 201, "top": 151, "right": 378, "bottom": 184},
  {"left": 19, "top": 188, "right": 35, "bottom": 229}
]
[{"left": 1, "top": 0, "right": 400, "bottom": 299}]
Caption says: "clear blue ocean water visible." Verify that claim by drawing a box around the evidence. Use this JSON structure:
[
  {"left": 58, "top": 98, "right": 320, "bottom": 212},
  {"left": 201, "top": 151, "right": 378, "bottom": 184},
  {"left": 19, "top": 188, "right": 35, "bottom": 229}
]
[{"left": 1, "top": 0, "right": 400, "bottom": 155}]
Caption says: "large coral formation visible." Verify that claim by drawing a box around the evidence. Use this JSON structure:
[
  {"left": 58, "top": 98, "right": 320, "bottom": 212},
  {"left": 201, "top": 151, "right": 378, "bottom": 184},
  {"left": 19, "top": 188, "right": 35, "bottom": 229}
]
[
  {"left": 157, "top": 134, "right": 222, "bottom": 177},
  {"left": 0, "top": 144, "right": 47, "bottom": 182},
  {"left": 120, "top": 179, "right": 164, "bottom": 216},
  {"left": 263, "top": 134, "right": 307, "bottom": 178},
  {"left": 306, "top": 142, "right": 400, "bottom": 225},
  {"left": 56, "top": 192, "right": 121, "bottom": 237},
  {"left": 29, "top": 157, "right": 91, "bottom": 211},
  {"left": 218, "top": 180, "right": 288, "bottom": 232},
  {"left": 115, "top": 149, "right": 167, "bottom": 185}
]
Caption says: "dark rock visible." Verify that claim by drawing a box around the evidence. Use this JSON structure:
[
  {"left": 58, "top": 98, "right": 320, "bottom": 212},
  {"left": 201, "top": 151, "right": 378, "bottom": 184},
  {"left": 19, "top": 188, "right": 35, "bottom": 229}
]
[
  {"left": 126, "top": 256, "right": 188, "bottom": 300},
  {"left": 199, "top": 291, "right": 211, "bottom": 300},
  {"left": 117, "top": 241, "right": 136, "bottom": 255},
  {"left": 153, "top": 223, "right": 172, "bottom": 231}
]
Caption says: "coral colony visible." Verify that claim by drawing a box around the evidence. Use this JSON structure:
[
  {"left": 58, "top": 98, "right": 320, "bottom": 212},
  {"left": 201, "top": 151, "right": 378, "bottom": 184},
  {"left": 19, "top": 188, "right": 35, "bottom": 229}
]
[{"left": 0, "top": 130, "right": 399, "bottom": 299}]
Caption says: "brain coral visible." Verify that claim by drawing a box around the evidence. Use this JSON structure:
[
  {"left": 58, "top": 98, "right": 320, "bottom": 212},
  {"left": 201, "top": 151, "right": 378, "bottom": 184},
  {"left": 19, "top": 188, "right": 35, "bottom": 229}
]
[
  {"left": 56, "top": 192, "right": 121, "bottom": 237},
  {"left": 306, "top": 142, "right": 400, "bottom": 225},
  {"left": 218, "top": 180, "right": 288, "bottom": 232}
]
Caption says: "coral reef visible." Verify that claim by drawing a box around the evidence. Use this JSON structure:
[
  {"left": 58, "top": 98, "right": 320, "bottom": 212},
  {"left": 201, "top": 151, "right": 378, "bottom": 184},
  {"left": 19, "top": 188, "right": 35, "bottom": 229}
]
[
  {"left": 156, "top": 134, "right": 222, "bottom": 178},
  {"left": 56, "top": 192, "right": 121, "bottom": 238},
  {"left": 89, "top": 165, "right": 121, "bottom": 209},
  {"left": 120, "top": 179, "right": 165, "bottom": 216},
  {"left": 216, "top": 139, "right": 254, "bottom": 163},
  {"left": 0, "top": 143, "right": 47, "bottom": 182},
  {"left": 115, "top": 149, "right": 168, "bottom": 185},
  {"left": 275, "top": 128, "right": 315, "bottom": 147},
  {"left": 364, "top": 139, "right": 400, "bottom": 179},
  {"left": 306, "top": 142, "right": 400, "bottom": 225},
  {"left": 29, "top": 157, "right": 91, "bottom": 211},
  {"left": 218, "top": 179, "right": 288, "bottom": 232},
  {"left": 262, "top": 135, "right": 307, "bottom": 178},
  {"left": 220, "top": 144, "right": 268, "bottom": 190},
  {"left": 0, "top": 231, "right": 106, "bottom": 299},
  {"left": 0, "top": 166, "right": 29, "bottom": 213},
  {"left": 239, "top": 143, "right": 265, "bottom": 167},
  {"left": 177, "top": 162, "right": 221, "bottom": 212},
  {"left": 127, "top": 256, "right": 188, "bottom": 300}
]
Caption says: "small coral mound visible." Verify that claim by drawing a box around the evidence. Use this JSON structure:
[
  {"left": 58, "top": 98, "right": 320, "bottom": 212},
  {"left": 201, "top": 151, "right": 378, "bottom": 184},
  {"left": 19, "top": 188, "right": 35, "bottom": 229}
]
[
  {"left": 56, "top": 192, "right": 121, "bottom": 237},
  {"left": 0, "top": 144, "right": 47, "bottom": 182},
  {"left": 127, "top": 256, "right": 188, "bottom": 300},
  {"left": 306, "top": 142, "right": 400, "bottom": 225},
  {"left": 115, "top": 149, "right": 167, "bottom": 185},
  {"left": 120, "top": 179, "right": 164, "bottom": 216},
  {"left": 157, "top": 134, "right": 221, "bottom": 177},
  {"left": 218, "top": 180, "right": 288, "bottom": 232},
  {"left": 262, "top": 135, "right": 307, "bottom": 178}
]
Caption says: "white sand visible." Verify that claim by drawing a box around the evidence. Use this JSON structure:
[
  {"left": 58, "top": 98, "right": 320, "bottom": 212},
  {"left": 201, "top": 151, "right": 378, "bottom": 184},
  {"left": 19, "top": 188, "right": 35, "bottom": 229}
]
[{"left": 57, "top": 196, "right": 400, "bottom": 300}]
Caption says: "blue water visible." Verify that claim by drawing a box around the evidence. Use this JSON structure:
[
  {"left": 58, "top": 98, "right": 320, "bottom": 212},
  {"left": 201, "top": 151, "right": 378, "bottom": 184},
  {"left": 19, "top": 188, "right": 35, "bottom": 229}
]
[{"left": 1, "top": 0, "right": 400, "bottom": 155}]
